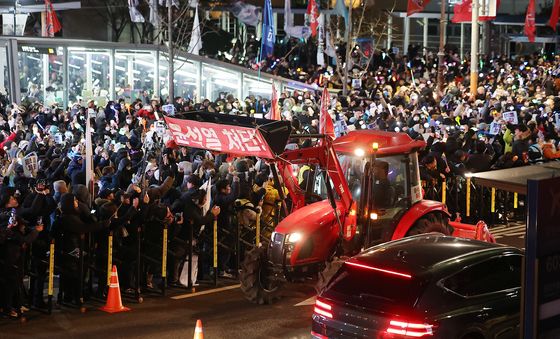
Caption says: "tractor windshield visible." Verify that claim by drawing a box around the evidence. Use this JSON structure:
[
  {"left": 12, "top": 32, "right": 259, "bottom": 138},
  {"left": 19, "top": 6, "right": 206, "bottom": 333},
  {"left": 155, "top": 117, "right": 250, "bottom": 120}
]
[
  {"left": 340, "top": 154, "right": 409, "bottom": 208},
  {"left": 339, "top": 152, "right": 422, "bottom": 244}
]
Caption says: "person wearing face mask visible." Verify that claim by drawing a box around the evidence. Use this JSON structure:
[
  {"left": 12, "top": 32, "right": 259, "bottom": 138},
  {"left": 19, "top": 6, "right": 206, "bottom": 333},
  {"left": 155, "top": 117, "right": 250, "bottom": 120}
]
[{"left": 124, "top": 115, "right": 134, "bottom": 128}]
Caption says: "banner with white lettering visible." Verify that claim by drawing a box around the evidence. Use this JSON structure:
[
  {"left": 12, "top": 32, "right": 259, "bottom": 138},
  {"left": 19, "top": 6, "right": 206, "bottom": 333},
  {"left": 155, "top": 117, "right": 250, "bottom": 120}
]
[{"left": 164, "top": 117, "right": 276, "bottom": 159}]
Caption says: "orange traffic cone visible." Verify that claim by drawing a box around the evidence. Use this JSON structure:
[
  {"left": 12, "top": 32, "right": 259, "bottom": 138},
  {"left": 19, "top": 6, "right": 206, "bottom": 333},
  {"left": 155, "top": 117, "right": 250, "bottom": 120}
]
[
  {"left": 100, "top": 265, "right": 131, "bottom": 313},
  {"left": 193, "top": 319, "right": 204, "bottom": 339}
]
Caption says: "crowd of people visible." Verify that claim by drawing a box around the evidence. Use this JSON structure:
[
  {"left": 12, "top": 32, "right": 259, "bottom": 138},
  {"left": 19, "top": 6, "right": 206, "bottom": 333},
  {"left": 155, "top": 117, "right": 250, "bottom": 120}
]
[{"left": 2, "top": 44, "right": 560, "bottom": 319}]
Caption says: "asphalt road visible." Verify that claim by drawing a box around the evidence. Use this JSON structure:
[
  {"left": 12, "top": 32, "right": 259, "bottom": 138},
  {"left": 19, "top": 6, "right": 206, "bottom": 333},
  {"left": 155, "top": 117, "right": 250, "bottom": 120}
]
[
  {"left": 0, "top": 280, "right": 317, "bottom": 339},
  {"left": 0, "top": 222, "right": 527, "bottom": 339}
]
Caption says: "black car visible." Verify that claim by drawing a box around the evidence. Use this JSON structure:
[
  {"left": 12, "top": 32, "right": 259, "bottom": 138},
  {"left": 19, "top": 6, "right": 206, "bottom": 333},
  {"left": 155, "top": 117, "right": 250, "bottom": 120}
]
[{"left": 312, "top": 234, "right": 523, "bottom": 339}]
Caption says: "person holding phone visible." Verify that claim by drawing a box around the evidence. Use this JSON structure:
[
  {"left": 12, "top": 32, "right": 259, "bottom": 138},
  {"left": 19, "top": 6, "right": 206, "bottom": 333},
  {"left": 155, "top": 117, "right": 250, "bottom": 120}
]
[{"left": 0, "top": 211, "right": 42, "bottom": 318}]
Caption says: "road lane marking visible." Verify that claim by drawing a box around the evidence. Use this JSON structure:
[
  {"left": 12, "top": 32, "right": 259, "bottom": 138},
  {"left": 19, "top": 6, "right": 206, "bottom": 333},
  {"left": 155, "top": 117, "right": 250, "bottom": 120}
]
[
  {"left": 490, "top": 226, "right": 526, "bottom": 235},
  {"left": 295, "top": 296, "right": 316, "bottom": 306},
  {"left": 171, "top": 284, "right": 241, "bottom": 300}
]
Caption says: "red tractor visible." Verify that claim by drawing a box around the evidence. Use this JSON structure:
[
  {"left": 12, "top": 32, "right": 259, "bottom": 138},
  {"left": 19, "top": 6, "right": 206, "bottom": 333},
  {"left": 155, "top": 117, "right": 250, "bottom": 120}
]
[
  {"left": 164, "top": 113, "right": 494, "bottom": 305},
  {"left": 238, "top": 130, "right": 494, "bottom": 304}
]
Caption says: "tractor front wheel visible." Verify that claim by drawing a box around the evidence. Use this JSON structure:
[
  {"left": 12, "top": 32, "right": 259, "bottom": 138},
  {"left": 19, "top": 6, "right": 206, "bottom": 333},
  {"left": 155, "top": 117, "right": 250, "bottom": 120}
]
[
  {"left": 406, "top": 213, "right": 451, "bottom": 236},
  {"left": 239, "top": 247, "right": 282, "bottom": 305}
]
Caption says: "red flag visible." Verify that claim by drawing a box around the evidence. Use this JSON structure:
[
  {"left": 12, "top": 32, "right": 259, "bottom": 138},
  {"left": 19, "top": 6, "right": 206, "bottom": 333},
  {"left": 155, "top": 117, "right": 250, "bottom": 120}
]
[
  {"left": 452, "top": 0, "right": 500, "bottom": 23},
  {"left": 45, "top": 0, "right": 62, "bottom": 37},
  {"left": 452, "top": 0, "right": 472, "bottom": 23},
  {"left": 306, "top": 0, "right": 320, "bottom": 37},
  {"left": 319, "top": 88, "right": 335, "bottom": 140},
  {"left": 265, "top": 84, "right": 281, "bottom": 120},
  {"left": 525, "top": 0, "right": 536, "bottom": 43},
  {"left": 407, "top": 0, "right": 431, "bottom": 16},
  {"left": 550, "top": 0, "right": 560, "bottom": 31}
]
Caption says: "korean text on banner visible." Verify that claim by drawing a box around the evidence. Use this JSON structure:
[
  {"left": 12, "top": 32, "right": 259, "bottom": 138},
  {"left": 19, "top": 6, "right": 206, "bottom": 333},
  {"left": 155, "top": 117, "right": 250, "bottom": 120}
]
[{"left": 164, "top": 117, "right": 275, "bottom": 159}]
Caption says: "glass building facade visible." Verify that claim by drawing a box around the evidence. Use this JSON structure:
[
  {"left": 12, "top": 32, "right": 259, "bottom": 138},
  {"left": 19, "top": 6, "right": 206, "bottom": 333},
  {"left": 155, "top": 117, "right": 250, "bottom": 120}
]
[{"left": 0, "top": 37, "right": 316, "bottom": 108}]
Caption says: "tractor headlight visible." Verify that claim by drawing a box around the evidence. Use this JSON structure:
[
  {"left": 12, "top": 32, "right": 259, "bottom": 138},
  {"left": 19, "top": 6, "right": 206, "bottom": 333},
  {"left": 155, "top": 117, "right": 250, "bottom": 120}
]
[{"left": 286, "top": 232, "right": 302, "bottom": 243}]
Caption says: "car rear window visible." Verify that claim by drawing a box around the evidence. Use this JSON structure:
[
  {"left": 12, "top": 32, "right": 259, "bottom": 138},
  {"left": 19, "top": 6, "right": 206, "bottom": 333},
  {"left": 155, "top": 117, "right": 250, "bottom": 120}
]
[{"left": 322, "top": 263, "right": 426, "bottom": 309}]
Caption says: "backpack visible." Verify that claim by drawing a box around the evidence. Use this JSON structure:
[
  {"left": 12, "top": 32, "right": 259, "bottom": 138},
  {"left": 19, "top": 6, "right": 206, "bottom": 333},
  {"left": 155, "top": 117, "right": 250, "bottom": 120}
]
[{"left": 528, "top": 144, "right": 544, "bottom": 164}]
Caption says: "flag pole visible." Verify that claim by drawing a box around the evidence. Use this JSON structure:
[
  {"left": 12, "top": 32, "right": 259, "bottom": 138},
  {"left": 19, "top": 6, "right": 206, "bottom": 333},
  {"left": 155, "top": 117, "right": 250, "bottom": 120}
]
[
  {"left": 168, "top": 0, "right": 174, "bottom": 101},
  {"left": 342, "top": 0, "right": 352, "bottom": 96},
  {"left": 257, "top": 16, "right": 263, "bottom": 81},
  {"left": 470, "top": 0, "right": 479, "bottom": 97},
  {"left": 436, "top": 0, "right": 447, "bottom": 97}
]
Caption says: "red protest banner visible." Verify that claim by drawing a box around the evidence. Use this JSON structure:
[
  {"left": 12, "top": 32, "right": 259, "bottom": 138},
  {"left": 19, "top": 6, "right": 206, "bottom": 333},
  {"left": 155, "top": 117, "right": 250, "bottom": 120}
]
[{"left": 164, "top": 117, "right": 276, "bottom": 159}]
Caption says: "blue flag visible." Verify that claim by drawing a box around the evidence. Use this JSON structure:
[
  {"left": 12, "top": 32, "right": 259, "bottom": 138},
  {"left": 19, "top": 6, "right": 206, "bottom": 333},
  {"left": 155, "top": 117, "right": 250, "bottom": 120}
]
[
  {"left": 261, "top": 0, "right": 275, "bottom": 58},
  {"left": 334, "top": 0, "right": 349, "bottom": 25}
]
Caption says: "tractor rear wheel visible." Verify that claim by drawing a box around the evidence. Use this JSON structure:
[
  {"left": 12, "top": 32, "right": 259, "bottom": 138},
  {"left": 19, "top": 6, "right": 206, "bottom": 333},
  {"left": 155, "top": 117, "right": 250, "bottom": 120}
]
[
  {"left": 239, "top": 247, "right": 282, "bottom": 304},
  {"left": 406, "top": 213, "right": 451, "bottom": 236}
]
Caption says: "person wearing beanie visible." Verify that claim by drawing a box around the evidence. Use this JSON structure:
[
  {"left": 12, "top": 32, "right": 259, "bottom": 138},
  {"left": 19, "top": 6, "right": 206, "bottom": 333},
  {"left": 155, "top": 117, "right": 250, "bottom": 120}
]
[{"left": 53, "top": 180, "right": 67, "bottom": 194}]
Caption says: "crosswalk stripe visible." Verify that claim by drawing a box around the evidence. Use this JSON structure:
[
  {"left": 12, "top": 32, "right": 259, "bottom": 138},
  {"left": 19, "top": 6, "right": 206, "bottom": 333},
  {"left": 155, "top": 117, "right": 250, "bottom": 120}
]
[
  {"left": 505, "top": 231, "right": 527, "bottom": 236},
  {"left": 490, "top": 226, "right": 526, "bottom": 235},
  {"left": 491, "top": 230, "right": 526, "bottom": 236},
  {"left": 171, "top": 284, "right": 241, "bottom": 300}
]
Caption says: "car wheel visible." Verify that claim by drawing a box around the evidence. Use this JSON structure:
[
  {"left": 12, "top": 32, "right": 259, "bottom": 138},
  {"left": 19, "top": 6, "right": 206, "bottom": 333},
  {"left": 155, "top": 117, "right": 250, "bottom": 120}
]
[
  {"left": 239, "top": 246, "right": 282, "bottom": 305},
  {"left": 406, "top": 213, "right": 451, "bottom": 236}
]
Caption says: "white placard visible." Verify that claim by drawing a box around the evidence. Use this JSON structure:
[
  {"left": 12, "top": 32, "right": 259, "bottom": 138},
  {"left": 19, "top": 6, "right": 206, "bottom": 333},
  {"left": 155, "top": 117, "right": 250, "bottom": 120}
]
[
  {"left": 502, "top": 111, "right": 518, "bottom": 125},
  {"left": 162, "top": 104, "right": 175, "bottom": 115},
  {"left": 489, "top": 121, "right": 501, "bottom": 135}
]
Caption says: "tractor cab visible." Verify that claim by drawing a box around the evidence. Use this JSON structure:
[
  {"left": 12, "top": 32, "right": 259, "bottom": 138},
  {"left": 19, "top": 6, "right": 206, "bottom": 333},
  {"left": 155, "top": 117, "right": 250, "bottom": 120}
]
[{"left": 333, "top": 131, "right": 427, "bottom": 248}]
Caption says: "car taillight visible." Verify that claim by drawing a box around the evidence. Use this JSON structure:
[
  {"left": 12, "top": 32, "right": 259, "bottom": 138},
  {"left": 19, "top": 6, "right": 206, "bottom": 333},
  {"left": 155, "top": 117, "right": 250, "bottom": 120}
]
[
  {"left": 386, "top": 319, "right": 433, "bottom": 337},
  {"left": 313, "top": 298, "right": 333, "bottom": 319}
]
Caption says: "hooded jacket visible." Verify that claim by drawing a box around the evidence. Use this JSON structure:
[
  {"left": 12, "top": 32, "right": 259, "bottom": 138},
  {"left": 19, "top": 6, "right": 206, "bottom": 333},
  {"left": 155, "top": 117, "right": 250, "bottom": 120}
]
[
  {"left": 72, "top": 184, "right": 95, "bottom": 222},
  {"left": 56, "top": 193, "right": 106, "bottom": 256}
]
